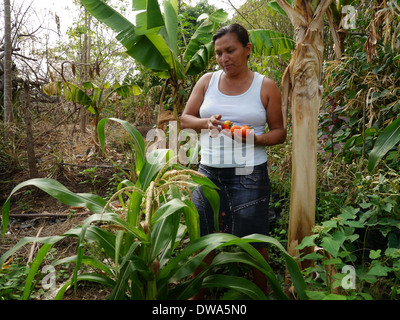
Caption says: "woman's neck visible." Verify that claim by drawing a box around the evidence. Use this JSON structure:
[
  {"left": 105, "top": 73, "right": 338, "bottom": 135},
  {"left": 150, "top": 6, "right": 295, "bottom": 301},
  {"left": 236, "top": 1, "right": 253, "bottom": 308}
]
[
  {"left": 219, "top": 69, "right": 254, "bottom": 96},
  {"left": 223, "top": 67, "right": 252, "bottom": 81}
]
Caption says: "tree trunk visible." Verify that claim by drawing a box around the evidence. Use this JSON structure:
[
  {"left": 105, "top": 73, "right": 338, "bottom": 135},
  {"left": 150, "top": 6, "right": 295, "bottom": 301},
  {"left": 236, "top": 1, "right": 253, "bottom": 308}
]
[
  {"left": 80, "top": 106, "right": 87, "bottom": 133},
  {"left": 277, "top": 0, "right": 333, "bottom": 269},
  {"left": 23, "top": 81, "right": 38, "bottom": 178},
  {"left": 157, "top": 79, "right": 170, "bottom": 130},
  {"left": 80, "top": 9, "right": 92, "bottom": 133},
  {"left": 3, "top": 0, "right": 14, "bottom": 125}
]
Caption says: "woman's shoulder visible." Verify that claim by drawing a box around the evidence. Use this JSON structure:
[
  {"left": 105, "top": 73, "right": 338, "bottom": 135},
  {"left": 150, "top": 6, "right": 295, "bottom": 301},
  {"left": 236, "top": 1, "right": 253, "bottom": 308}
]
[
  {"left": 200, "top": 70, "right": 223, "bottom": 82},
  {"left": 261, "top": 76, "right": 279, "bottom": 91},
  {"left": 260, "top": 76, "right": 281, "bottom": 107},
  {"left": 199, "top": 72, "right": 214, "bottom": 82},
  {"left": 197, "top": 72, "right": 219, "bottom": 94}
]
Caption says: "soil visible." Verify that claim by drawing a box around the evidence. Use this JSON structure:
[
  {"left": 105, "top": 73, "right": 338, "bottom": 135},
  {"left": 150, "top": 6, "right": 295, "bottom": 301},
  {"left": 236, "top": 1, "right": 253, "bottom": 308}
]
[{"left": 0, "top": 120, "right": 154, "bottom": 300}]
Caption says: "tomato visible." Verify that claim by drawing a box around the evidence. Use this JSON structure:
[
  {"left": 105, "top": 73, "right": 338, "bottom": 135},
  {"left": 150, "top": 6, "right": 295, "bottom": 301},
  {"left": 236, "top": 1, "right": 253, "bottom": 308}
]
[
  {"left": 221, "top": 120, "right": 233, "bottom": 130},
  {"left": 230, "top": 125, "right": 252, "bottom": 138},
  {"left": 224, "top": 122, "right": 253, "bottom": 139},
  {"left": 240, "top": 125, "right": 251, "bottom": 138},
  {"left": 231, "top": 125, "right": 251, "bottom": 138},
  {"left": 230, "top": 125, "right": 241, "bottom": 135}
]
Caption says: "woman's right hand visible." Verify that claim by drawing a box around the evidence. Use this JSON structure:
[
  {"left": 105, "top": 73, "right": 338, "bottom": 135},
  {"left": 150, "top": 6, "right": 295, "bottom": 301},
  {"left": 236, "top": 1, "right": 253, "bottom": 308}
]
[
  {"left": 207, "top": 114, "right": 222, "bottom": 131},
  {"left": 207, "top": 114, "right": 222, "bottom": 137}
]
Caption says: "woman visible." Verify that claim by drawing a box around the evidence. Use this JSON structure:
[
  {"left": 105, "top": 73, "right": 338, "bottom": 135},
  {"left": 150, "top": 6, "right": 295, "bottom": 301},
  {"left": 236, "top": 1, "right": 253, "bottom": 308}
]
[{"left": 181, "top": 23, "right": 286, "bottom": 297}]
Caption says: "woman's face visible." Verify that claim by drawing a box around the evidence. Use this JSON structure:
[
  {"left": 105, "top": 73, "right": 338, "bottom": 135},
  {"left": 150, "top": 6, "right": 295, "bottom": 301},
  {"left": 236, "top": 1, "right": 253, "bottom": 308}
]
[{"left": 214, "top": 32, "right": 251, "bottom": 76}]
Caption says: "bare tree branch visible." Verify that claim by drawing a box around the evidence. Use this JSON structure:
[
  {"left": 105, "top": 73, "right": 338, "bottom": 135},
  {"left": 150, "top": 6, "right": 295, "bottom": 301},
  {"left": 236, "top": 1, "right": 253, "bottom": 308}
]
[
  {"left": 18, "top": 24, "right": 42, "bottom": 38},
  {"left": 226, "top": 0, "right": 255, "bottom": 29},
  {"left": 13, "top": 52, "right": 38, "bottom": 61}
]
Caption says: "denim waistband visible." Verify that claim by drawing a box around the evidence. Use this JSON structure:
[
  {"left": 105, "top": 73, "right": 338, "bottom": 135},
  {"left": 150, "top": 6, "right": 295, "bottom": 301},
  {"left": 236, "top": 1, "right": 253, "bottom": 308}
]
[{"left": 199, "top": 161, "right": 268, "bottom": 177}]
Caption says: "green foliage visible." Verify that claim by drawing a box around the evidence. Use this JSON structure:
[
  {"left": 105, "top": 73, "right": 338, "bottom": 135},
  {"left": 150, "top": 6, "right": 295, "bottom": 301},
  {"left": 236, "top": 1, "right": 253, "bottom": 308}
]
[
  {"left": 310, "top": 10, "right": 400, "bottom": 301},
  {"left": 79, "top": 166, "right": 101, "bottom": 193},
  {"left": 80, "top": 0, "right": 228, "bottom": 79},
  {"left": 79, "top": 0, "right": 229, "bottom": 119},
  {"left": 43, "top": 81, "right": 142, "bottom": 116},
  {"left": 368, "top": 116, "right": 400, "bottom": 172},
  {"left": 297, "top": 204, "right": 400, "bottom": 300},
  {"left": 230, "top": 0, "right": 294, "bottom": 83},
  {"left": 0, "top": 258, "right": 29, "bottom": 300},
  {"left": 322, "top": 31, "right": 400, "bottom": 170},
  {"left": 43, "top": 80, "right": 142, "bottom": 146},
  {"left": 297, "top": 163, "right": 400, "bottom": 300},
  {"left": 269, "top": 114, "right": 399, "bottom": 300},
  {"left": 1, "top": 119, "right": 306, "bottom": 300},
  {"left": 248, "top": 29, "right": 294, "bottom": 82}
]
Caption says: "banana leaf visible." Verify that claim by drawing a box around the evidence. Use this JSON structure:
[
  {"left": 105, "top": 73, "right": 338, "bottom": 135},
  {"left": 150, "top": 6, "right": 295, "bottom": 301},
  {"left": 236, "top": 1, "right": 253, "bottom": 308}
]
[{"left": 249, "top": 29, "right": 294, "bottom": 57}]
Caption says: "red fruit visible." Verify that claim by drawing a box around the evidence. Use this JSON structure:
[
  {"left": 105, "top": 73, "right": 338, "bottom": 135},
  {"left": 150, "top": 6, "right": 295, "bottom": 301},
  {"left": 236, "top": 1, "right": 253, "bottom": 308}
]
[
  {"left": 240, "top": 125, "right": 251, "bottom": 138},
  {"left": 231, "top": 125, "right": 252, "bottom": 137},
  {"left": 230, "top": 125, "right": 241, "bottom": 135},
  {"left": 222, "top": 120, "right": 233, "bottom": 130}
]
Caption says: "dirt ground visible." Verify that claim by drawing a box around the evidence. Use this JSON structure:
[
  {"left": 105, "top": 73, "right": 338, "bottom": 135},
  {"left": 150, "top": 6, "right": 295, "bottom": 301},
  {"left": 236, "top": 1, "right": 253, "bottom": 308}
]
[{"left": 0, "top": 120, "right": 154, "bottom": 300}]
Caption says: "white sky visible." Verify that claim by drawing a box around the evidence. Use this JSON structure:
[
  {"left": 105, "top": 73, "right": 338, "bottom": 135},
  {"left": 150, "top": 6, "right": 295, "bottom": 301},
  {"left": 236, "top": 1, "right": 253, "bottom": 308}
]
[
  {"left": 17, "top": 0, "right": 246, "bottom": 27},
  {"left": 6, "top": 0, "right": 246, "bottom": 80},
  {"left": 8, "top": 0, "right": 246, "bottom": 46}
]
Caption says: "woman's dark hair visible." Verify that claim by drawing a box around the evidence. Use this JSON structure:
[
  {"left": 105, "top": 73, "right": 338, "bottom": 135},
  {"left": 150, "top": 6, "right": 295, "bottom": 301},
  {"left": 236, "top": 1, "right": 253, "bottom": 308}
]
[{"left": 212, "top": 23, "right": 250, "bottom": 47}]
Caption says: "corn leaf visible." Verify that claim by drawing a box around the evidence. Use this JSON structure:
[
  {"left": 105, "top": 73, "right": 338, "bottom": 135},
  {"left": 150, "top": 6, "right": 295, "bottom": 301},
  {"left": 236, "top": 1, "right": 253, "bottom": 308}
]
[
  {"left": 97, "top": 118, "right": 146, "bottom": 175},
  {"left": 203, "top": 275, "right": 267, "bottom": 300},
  {"left": 22, "top": 243, "right": 54, "bottom": 300},
  {"left": 2, "top": 178, "right": 107, "bottom": 237},
  {"left": 0, "top": 235, "right": 64, "bottom": 267},
  {"left": 54, "top": 273, "right": 116, "bottom": 300},
  {"left": 151, "top": 198, "right": 187, "bottom": 224},
  {"left": 139, "top": 149, "right": 172, "bottom": 189}
]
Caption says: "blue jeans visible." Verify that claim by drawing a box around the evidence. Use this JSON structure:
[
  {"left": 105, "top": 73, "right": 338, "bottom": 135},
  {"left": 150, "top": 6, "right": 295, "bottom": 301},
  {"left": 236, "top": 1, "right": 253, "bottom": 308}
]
[{"left": 192, "top": 162, "right": 271, "bottom": 248}]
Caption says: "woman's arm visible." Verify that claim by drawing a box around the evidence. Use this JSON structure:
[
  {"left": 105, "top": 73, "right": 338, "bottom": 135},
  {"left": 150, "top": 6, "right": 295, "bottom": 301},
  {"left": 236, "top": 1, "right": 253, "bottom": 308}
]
[
  {"left": 254, "top": 78, "right": 287, "bottom": 146},
  {"left": 181, "top": 73, "right": 222, "bottom": 133}
]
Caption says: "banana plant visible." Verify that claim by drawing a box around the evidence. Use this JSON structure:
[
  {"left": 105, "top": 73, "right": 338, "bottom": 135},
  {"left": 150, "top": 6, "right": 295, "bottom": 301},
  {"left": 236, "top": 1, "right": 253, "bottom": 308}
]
[
  {"left": 80, "top": 0, "right": 296, "bottom": 123},
  {"left": 274, "top": 0, "right": 335, "bottom": 271},
  {"left": 43, "top": 80, "right": 142, "bottom": 148},
  {"left": 1, "top": 119, "right": 308, "bottom": 300},
  {"left": 80, "top": 0, "right": 228, "bottom": 122}
]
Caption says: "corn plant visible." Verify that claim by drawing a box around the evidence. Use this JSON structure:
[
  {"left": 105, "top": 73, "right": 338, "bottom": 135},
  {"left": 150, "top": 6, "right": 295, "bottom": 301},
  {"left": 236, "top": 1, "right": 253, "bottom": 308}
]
[{"left": 1, "top": 118, "right": 307, "bottom": 300}]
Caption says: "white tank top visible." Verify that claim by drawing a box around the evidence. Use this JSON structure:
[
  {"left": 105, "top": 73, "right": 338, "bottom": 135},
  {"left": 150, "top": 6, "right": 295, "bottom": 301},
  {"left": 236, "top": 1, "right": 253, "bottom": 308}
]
[{"left": 199, "top": 70, "right": 267, "bottom": 168}]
